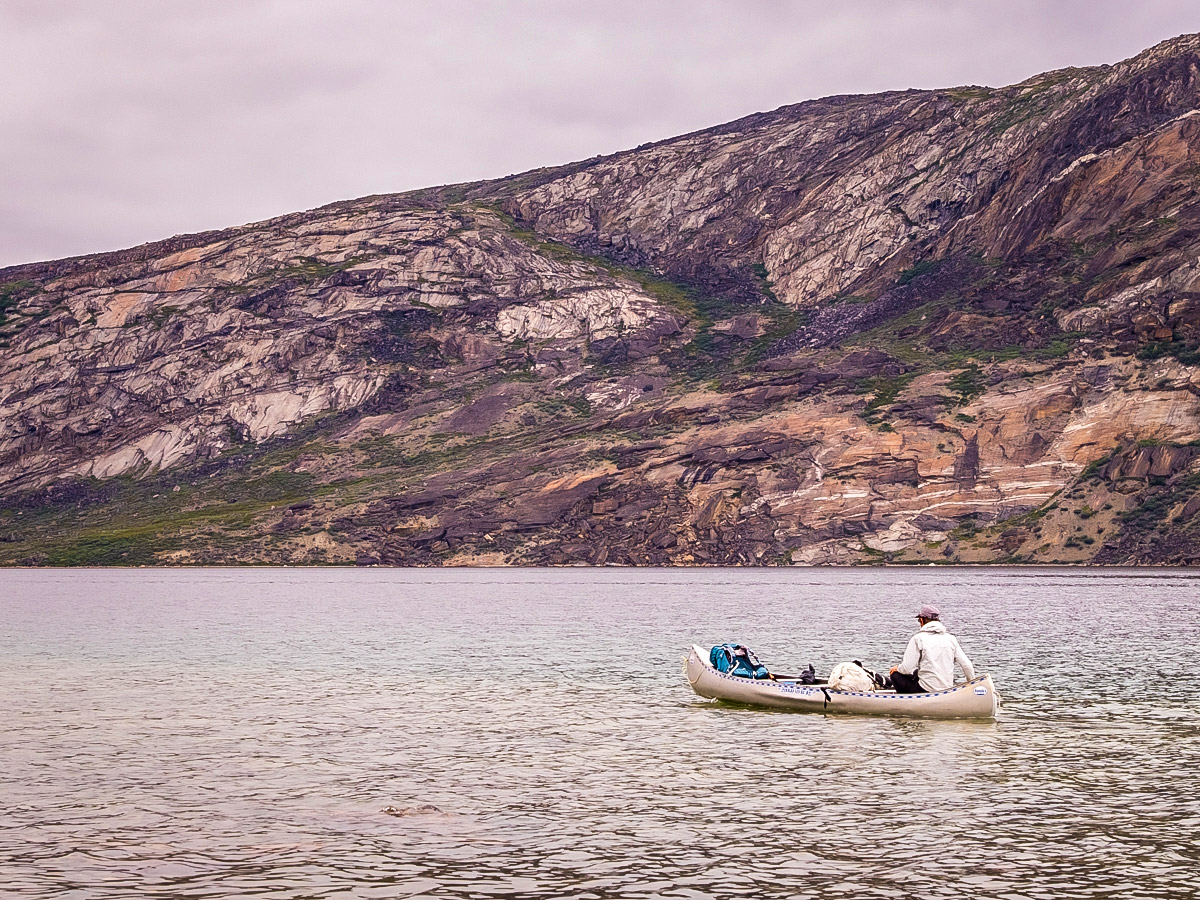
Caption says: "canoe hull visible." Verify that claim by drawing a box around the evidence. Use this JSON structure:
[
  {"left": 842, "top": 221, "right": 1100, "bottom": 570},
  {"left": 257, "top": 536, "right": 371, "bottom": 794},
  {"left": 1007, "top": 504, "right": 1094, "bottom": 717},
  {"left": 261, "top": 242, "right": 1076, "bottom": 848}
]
[{"left": 684, "top": 645, "right": 999, "bottom": 720}]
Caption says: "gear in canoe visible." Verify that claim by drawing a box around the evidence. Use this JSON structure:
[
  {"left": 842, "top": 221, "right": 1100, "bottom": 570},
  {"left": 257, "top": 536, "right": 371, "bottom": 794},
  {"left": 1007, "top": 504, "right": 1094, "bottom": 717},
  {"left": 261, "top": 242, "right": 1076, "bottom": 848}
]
[{"left": 686, "top": 607, "right": 998, "bottom": 719}]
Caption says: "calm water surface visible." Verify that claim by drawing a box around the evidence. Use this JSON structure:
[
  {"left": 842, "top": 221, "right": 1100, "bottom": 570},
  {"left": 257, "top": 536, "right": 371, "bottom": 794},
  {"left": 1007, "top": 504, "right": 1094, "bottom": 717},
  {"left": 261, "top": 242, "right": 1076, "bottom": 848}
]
[{"left": 1, "top": 568, "right": 1198, "bottom": 900}]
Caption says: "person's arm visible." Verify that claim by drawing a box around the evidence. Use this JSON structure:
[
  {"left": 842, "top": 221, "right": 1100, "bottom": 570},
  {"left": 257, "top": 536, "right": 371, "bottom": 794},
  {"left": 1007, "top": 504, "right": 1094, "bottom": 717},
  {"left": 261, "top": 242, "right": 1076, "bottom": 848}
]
[
  {"left": 954, "top": 638, "right": 976, "bottom": 681},
  {"left": 896, "top": 634, "right": 921, "bottom": 675}
]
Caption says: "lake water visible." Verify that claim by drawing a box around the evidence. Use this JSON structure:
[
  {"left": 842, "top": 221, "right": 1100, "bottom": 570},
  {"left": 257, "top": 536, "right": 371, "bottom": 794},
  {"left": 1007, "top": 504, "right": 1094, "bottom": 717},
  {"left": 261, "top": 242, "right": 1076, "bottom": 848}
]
[{"left": 1, "top": 568, "right": 1198, "bottom": 900}]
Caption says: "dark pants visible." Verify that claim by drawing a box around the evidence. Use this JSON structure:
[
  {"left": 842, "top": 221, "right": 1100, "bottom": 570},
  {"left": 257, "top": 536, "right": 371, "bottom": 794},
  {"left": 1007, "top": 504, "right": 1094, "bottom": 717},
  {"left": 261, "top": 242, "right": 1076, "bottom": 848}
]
[{"left": 890, "top": 670, "right": 926, "bottom": 694}]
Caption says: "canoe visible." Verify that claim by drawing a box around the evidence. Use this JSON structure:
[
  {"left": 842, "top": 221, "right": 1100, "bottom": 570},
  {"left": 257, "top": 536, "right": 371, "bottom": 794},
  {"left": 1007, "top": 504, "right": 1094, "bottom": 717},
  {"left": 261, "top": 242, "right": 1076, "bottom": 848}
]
[{"left": 684, "top": 645, "right": 999, "bottom": 720}]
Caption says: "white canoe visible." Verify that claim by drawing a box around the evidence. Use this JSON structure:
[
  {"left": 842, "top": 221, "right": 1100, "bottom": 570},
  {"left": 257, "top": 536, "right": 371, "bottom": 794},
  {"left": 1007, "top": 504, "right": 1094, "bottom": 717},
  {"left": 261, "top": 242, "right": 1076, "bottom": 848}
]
[{"left": 684, "top": 645, "right": 999, "bottom": 720}]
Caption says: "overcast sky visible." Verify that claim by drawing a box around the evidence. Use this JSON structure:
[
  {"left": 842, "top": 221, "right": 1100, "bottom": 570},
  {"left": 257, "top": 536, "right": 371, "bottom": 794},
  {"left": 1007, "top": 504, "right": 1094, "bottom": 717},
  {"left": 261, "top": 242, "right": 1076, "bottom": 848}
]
[{"left": 2, "top": 0, "right": 1198, "bottom": 267}]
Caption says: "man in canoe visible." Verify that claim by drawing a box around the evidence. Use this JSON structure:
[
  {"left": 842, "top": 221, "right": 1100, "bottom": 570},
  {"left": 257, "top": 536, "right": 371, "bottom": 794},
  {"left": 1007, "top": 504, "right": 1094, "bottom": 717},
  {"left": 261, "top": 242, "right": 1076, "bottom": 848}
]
[{"left": 887, "top": 604, "right": 975, "bottom": 693}]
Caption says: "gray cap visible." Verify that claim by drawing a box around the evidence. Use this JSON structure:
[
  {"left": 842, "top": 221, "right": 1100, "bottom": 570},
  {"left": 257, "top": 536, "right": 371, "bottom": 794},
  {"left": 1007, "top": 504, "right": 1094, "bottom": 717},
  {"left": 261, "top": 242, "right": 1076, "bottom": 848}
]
[{"left": 916, "top": 604, "right": 941, "bottom": 620}]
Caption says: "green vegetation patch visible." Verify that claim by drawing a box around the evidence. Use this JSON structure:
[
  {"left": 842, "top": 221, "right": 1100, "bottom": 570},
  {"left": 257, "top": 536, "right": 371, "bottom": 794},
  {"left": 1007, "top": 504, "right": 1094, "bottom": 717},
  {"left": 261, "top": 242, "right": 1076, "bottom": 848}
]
[
  {"left": 44, "top": 528, "right": 170, "bottom": 567},
  {"left": 0, "top": 280, "right": 46, "bottom": 345},
  {"left": 0, "top": 458, "right": 334, "bottom": 566},
  {"left": 1120, "top": 491, "right": 1176, "bottom": 530},
  {"left": 220, "top": 470, "right": 317, "bottom": 503},
  {"left": 0, "top": 280, "right": 38, "bottom": 325},
  {"left": 535, "top": 396, "right": 592, "bottom": 418},
  {"left": 226, "top": 254, "right": 375, "bottom": 295},
  {"left": 897, "top": 259, "right": 943, "bottom": 286},
  {"left": 988, "top": 72, "right": 1085, "bottom": 135},
  {"left": 353, "top": 431, "right": 495, "bottom": 472},
  {"left": 857, "top": 373, "right": 915, "bottom": 426},
  {"left": 146, "top": 304, "right": 182, "bottom": 327},
  {"left": 843, "top": 298, "right": 955, "bottom": 365},
  {"left": 1137, "top": 340, "right": 1200, "bottom": 366},
  {"left": 750, "top": 263, "right": 779, "bottom": 303},
  {"left": 1080, "top": 451, "right": 1116, "bottom": 481},
  {"left": 946, "top": 364, "right": 986, "bottom": 406},
  {"left": 634, "top": 272, "right": 701, "bottom": 320},
  {"left": 944, "top": 87, "right": 995, "bottom": 102}
]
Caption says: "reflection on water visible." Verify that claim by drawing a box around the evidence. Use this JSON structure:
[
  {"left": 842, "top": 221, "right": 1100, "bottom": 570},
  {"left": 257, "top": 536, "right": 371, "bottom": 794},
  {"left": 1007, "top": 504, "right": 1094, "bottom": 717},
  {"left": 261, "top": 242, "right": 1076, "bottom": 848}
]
[{"left": 1, "top": 568, "right": 1198, "bottom": 899}]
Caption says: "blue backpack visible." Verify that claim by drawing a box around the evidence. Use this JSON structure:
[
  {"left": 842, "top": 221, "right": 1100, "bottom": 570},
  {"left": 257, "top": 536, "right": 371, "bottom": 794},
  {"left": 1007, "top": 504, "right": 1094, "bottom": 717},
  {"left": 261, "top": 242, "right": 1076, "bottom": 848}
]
[{"left": 710, "top": 643, "right": 770, "bottom": 679}]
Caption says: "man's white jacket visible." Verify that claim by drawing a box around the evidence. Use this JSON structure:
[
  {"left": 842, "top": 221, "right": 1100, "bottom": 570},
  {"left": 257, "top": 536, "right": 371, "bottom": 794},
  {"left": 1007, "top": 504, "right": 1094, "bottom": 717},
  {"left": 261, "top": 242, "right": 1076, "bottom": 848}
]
[{"left": 897, "top": 620, "right": 975, "bottom": 692}]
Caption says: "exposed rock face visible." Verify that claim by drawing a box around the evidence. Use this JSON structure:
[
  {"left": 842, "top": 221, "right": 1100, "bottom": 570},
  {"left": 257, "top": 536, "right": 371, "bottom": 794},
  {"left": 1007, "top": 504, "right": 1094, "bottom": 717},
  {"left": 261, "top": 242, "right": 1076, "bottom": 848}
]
[
  {"left": 0, "top": 206, "right": 681, "bottom": 487},
  {"left": 6, "top": 34, "right": 1200, "bottom": 565}
]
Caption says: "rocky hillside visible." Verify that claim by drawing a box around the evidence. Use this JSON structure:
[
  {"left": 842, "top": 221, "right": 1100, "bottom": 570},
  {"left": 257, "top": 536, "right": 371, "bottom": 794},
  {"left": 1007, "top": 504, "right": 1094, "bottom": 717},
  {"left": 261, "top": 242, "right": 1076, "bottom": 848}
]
[{"left": 6, "top": 34, "right": 1200, "bottom": 565}]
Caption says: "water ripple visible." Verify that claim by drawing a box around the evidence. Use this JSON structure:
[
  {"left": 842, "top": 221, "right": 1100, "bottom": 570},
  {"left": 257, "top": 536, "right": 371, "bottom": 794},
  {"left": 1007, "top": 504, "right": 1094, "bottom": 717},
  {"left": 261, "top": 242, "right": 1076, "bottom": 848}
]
[{"left": 1, "top": 567, "right": 1198, "bottom": 899}]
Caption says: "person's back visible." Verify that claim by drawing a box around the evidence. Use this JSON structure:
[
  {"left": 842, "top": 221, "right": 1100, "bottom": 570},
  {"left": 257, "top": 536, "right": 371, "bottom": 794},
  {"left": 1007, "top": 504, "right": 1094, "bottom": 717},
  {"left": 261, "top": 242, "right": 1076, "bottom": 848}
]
[{"left": 889, "top": 605, "right": 975, "bottom": 693}]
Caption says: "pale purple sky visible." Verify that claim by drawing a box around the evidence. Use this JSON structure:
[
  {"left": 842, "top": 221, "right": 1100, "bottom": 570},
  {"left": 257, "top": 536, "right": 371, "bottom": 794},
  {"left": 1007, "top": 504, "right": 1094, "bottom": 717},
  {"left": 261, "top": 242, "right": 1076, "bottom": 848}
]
[{"left": 1, "top": 0, "right": 1198, "bottom": 267}]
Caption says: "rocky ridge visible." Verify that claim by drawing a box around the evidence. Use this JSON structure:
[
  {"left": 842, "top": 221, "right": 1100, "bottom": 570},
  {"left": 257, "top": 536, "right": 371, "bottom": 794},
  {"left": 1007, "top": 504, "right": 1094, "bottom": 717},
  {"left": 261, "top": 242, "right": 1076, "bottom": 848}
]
[{"left": 6, "top": 35, "right": 1200, "bottom": 565}]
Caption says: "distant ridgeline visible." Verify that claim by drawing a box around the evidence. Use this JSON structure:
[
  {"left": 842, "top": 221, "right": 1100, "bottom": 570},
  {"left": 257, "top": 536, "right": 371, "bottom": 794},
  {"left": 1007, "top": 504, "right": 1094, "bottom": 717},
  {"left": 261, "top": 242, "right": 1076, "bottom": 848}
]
[{"left": 6, "top": 35, "right": 1200, "bottom": 565}]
